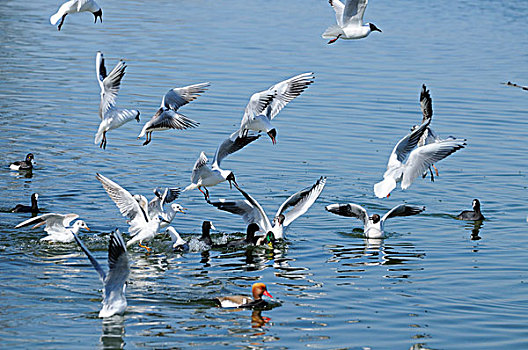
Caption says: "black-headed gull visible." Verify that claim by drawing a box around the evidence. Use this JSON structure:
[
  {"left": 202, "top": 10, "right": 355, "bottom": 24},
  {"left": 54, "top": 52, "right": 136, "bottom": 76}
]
[
  {"left": 238, "top": 73, "right": 315, "bottom": 144},
  {"left": 325, "top": 203, "right": 425, "bottom": 238},
  {"left": 138, "top": 83, "right": 209, "bottom": 146},
  {"left": 457, "top": 199, "right": 485, "bottom": 221},
  {"left": 322, "top": 0, "right": 381, "bottom": 44},
  {"left": 147, "top": 187, "right": 185, "bottom": 228},
  {"left": 9, "top": 153, "right": 34, "bottom": 171},
  {"left": 50, "top": 0, "right": 102, "bottom": 31},
  {"left": 95, "top": 52, "right": 140, "bottom": 150},
  {"left": 96, "top": 173, "right": 164, "bottom": 251},
  {"left": 374, "top": 120, "right": 466, "bottom": 198},
  {"left": 208, "top": 177, "right": 326, "bottom": 240},
  {"left": 15, "top": 213, "right": 90, "bottom": 243},
  {"left": 10, "top": 193, "right": 39, "bottom": 214},
  {"left": 72, "top": 229, "right": 129, "bottom": 318},
  {"left": 183, "top": 131, "right": 260, "bottom": 200}
]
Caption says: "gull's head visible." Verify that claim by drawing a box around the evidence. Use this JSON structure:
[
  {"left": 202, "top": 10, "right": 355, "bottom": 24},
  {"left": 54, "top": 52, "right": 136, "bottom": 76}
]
[
  {"left": 75, "top": 220, "right": 90, "bottom": 231},
  {"left": 369, "top": 23, "right": 382, "bottom": 33},
  {"left": 171, "top": 203, "right": 186, "bottom": 214},
  {"left": 273, "top": 214, "right": 285, "bottom": 226},
  {"left": 93, "top": 8, "right": 103, "bottom": 23},
  {"left": 267, "top": 129, "right": 277, "bottom": 145},
  {"left": 226, "top": 172, "right": 238, "bottom": 189},
  {"left": 370, "top": 214, "right": 381, "bottom": 224}
]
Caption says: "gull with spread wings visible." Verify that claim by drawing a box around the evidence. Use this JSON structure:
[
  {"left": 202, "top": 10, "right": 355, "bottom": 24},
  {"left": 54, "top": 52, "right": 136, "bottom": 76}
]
[
  {"left": 94, "top": 52, "right": 140, "bottom": 150},
  {"left": 326, "top": 203, "right": 425, "bottom": 238},
  {"left": 208, "top": 177, "right": 326, "bottom": 240},
  {"left": 138, "top": 82, "right": 209, "bottom": 145},
  {"left": 15, "top": 213, "right": 90, "bottom": 243}
]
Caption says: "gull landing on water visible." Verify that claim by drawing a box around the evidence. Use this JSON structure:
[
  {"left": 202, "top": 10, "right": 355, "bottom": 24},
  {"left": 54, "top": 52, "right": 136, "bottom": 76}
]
[
  {"left": 326, "top": 203, "right": 425, "bottom": 238},
  {"left": 323, "top": 0, "right": 381, "bottom": 44},
  {"left": 238, "top": 73, "right": 315, "bottom": 144},
  {"left": 138, "top": 83, "right": 209, "bottom": 146},
  {"left": 208, "top": 177, "right": 326, "bottom": 240},
  {"left": 95, "top": 52, "right": 140, "bottom": 150},
  {"left": 72, "top": 229, "right": 130, "bottom": 318},
  {"left": 15, "top": 213, "right": 90, "bottom": 243},
  {"left": 50, "top": 0, "right": 102, "bottom": 31}
]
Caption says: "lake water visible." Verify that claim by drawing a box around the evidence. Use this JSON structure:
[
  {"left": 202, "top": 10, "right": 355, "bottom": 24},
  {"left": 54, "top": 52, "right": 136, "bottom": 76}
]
[{"left": 1, "top": 0, "right": 528, "bottom": 348}]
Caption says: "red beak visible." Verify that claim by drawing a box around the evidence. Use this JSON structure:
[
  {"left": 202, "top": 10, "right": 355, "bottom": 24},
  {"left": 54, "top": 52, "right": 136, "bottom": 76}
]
[{"left": 263, "top": 290, "right": 273, "bottom": 298}]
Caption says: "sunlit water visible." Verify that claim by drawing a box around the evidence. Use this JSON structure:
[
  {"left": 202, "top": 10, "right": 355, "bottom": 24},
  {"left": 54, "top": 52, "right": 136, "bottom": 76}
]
[{"left": 1, "top": 0, "right": 528, "bottom": 349}]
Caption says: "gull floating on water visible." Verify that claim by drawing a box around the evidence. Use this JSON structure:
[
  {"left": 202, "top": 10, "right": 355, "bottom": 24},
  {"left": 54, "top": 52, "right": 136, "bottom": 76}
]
[
  {"left": 208, "top": 177, "right": 326, "bottom": 240},
  {"left": 183, "top": 131, "right": 260, "bottom": 200},
  {"left": 95, "top": 52, "right": 140, "bottom": 150},
  {"left": 50, "top": 0, "right": 102, "bottom": 31},
  {"left": 72, "top": 229, "right": 130, "bottom": 318},
  {"left": 238, "top": 72, "right": 315, "bottom": 144},
  {"left": 138, "top": 83, "right": 209, "bottom": 146},
  {"left": 96, "top": 173, "right": 165, "bottom": 251},
  {"left": 15, "top": 213, "right": 90, "bottom": 243},
  {"left": 322, "top": 0, "right": 381, "bottom": 44},
  {"left": 374, "top": 119, "right": 466, "bottom": 198},
  {"left": 326, "top": 203, "right": 425, "bottom": 238}
]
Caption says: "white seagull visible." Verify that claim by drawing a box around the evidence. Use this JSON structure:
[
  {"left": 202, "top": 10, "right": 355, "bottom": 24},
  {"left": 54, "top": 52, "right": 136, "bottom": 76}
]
[
  {"left": 183, "top": 131, "right": 260, "bottom": 200},
  {"left": 374, "top": 120, "right": 466, "bottom": 198},
  {"left": 147, "top": 187, "right": 185, "bottom": 229},
  {"left": 96, "top": 173, "right": 164, "bottom": 251},
  {"left": 326, "top": 203, "right": 425, "bottom": 238},
  {"left": 15, "top": 213, "right": 90, "bottom": 243},
  {"left": 138, "top": 83, "right": 209, "bottom": 146},
  {"left": 50, "top": 0, "right": 102, "bottom": 31},
  {"left": 72, "top": 229, "right": 130, "bottom": 318},
  {"left": 208, "top": 177, "right": 327, "bottom": 240},
  {"left": 322, "top": 0, "right": 381, "bottom": 44},
  {"left": 95, "top": 52, "right": 140, "bottom": 150},
  {"left": 238, "top": 72, "right": 315, "bottom": 144}
]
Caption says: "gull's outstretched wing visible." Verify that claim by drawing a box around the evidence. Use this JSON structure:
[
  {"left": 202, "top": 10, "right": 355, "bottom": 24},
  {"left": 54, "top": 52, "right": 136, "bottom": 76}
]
[
  {"left": 72, "top": 230, "right": 106, "bottom": 282},
  {"left": 104, "top": 229, "right": 129, "bottom": 301},
  {"left": 212, "top": 131, "right": 260, "bottom": 168},
  {"left": 264, "top": 72, "right": 315, "bottom": 121},
  {"left": 381, "top": 204, "right": 425, "bottom": 224},
  {"left": 97, "top": 52, "right": 127, "bottom": 119},
  {"left": 343, "top": 0, "right": 368, "bottom": 24},
  {"left": 275, "top": 176, "right": 326, "bottom": 227},
  {"left": 161, "top": 82, "right": 210, "bottom": 111},
  {"left": 325, "top": 203, "right": 368, "bottom": 225}
]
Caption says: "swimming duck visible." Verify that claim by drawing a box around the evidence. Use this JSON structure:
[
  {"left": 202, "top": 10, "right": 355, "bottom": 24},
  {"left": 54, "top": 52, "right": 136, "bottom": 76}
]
[
  {"left": 199, "top": 220, "right": 216, "bottom": 246},
  {"left": 326, "top": 203, "right": 425, "bottom": 238},
  {"left": 9, "top": 153, "right": 34, "bottom": 171},
  {"left": 226, "top": 223, "right": 274, "bottom": 248},
  {"left": 214, "top": 282, "right": 273, "bottom": 308},
  {"left": 457, "top": 199, "right": 485, "bottom": 221},
  {"left": 11, "top": 193, "right": 39, "bottom": 214}
]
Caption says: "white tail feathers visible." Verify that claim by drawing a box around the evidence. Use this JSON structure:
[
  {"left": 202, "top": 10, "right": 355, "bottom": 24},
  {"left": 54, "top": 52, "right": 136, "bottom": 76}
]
[
  {"left": 374, "top": 177, "right": 397, "bottom": 198},
  {"left": 322, "top": 25, "right": 344, "bottom": 39}
]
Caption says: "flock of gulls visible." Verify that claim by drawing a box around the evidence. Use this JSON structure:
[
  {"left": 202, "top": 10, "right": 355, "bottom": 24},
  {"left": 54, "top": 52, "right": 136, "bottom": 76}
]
[{"left": 7, "top": 0, "right": 497, "bottom": 318}]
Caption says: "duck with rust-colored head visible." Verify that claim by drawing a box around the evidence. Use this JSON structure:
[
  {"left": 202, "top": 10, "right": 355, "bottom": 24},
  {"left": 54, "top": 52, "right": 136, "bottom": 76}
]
[{"left": 214, "top": 283, "right": 273, "bottom": 308}]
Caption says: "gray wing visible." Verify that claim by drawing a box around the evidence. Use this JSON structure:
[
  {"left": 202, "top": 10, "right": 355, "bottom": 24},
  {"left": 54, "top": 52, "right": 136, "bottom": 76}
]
[
  {"left": 275, "top": 176, "right": 327, "bottom": 227},
  {"left": 325, "top": 203, "right": 368, "bottom": 225},
  {"left": 208, "top": 198, "right": 271, "bottom": 232},
  {"left": 161, "top": 82, "right": 210, "bottom": 110},
  {"left": 343, "top": 0, "right": 368, "bottom": 24},
  {"left": 145, "top": 109, "right": 199, "bottom": 131},
  {"left": 98, "top": 53, "right": 126, "bottom": 119},
  {"left": 96, "top": 173, "right": 149, "bottom": 224},
  {"left": 191, "top": 152, "right": 213, "bottom": 184},
  {"left": 15, "top": 213, "right": 78, "bottom": 231},
  {"left": 264, "top": 72, "right": 315, "bottom": 121},
  {"left": 104, "top": 229, "right": 129, "bottom": 299},
  {"left": 148, "top": 187, "right": 180, "bottom": 217},
  {"left": 72, "top": 231, "right": 106, "bottom": 282},
  {"left": 401, "top": 139, "right": 466, "bottom": 189},
  {"left": 240, "top": 91, "right": 276, "bottom": 131},
  {"left": 387, "top": 119, "right": 431, "bottom": 169},
  {"left": 212, "top": 130, "right": 260, "bottom": 168},
  {"left": 381, "top": 204, "right": 425, "bottom": 225},
  {"left": 329, "top": 0, "right": 345, "bottom": 27},
  {"left": 420, "top": 84, "right": 433, "bottom": 124}
]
